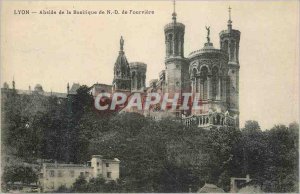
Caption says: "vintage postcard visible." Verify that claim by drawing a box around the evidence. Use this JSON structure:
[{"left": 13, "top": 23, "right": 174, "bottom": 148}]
[{"left": 1, "top": 0, "right": 299, "bottom": 193}]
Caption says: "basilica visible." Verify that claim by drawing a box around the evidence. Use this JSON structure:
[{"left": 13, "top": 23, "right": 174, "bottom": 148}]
[
  {"left": 108, "top": 6, "right": 240, "bottom": 129},
  {"left": 2, "top": 6, "right": 240, "bottom": 129}
]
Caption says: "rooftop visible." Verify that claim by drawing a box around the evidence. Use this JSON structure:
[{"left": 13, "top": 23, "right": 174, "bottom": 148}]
[
  {"left": 188, "top": 42, "right": 227, "bottom": 59},
  {"left": 129, "top": 62, "right": 147, "bottom": 69},
  {"left": 164, "top": 22, "right": 185, "bottom": 31}
]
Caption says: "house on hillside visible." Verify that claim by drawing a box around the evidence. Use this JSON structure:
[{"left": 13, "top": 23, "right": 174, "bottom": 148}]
[{"left": 39, "top": 155, "right": 120, "bottom": 192}]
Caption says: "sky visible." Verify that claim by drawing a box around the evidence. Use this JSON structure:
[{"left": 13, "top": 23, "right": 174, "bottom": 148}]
[{"left": 1, "top": 0, "right": 299, "bottom": 129}]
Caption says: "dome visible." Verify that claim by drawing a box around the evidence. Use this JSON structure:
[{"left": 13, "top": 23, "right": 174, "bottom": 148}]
[
  {"left": 188, "top": 42, "right": 227, "bottom": 60},
  {"left": 34, "top": 84, "right": 43, "bottom": 92},
  {"left": 115, "top": 52, "right": 129, "bottom": 68},
  {"left": 114, "top": 52, "right": 130, "bottom": 78},
  {"left": 219, "top": 29, "right": 240, "bottom": 39},
  {"left": 164, "top": 22, "right": 185, "bottom": 32}
]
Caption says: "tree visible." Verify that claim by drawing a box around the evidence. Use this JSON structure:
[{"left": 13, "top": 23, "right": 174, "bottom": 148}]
[
  {"left": 55, "top": 185, "right": 71, "bottom": 193},
  {"left": 262, "top": 124, "right": 299, "bottom": 192},
  {"left": 240, "top": 121, "right": 267, "bottom": 178},
  {"left": 243, "top": 120, "right": 261, "bottom": 131},
  {"left": 71, "top": 175, "right": 88, "bottom": 192},
  {"left": 86, "top": 175, "right": 106, "bottom": 192},
  {"left": 233, "top": 121, "right": 299, "bottom": 193},
  {"left": 2, "top": 165, "right": 38, "bottom": 185}
]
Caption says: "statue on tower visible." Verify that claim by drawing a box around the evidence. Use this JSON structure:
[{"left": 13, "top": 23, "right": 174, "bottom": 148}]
[
  {"left": 120, "top": 36, "right": 124, "bottom": 51},
  {"left": 205, "top": 26, "right": 210, "bottom": 43}
]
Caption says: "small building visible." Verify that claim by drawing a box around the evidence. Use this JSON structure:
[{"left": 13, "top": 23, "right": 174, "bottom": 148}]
[
  {"left": 89, "top": 83, "right": 113, "bottom": 98},
  {"left": 39, "top": 155, "right": 120, "bottom": 192},
  {"left": 197, "top": 183, "right": 225, "bottom": 193},
  {"left": 229, "top": 174, "right": 262, "bottom": 193},
  {"left": 238, "top": 180, "right": 262, "bottom": 193}
]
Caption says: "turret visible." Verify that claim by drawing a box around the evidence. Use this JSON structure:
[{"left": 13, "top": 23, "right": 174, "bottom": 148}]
[
  {"left": 164, "top": 0, "right": 185, "bottom": 58},
  {"left": 219, "top": 7, "right": 241, "bottom": 127},
  {"left": 163, "top": 0, "right": 190, "bottom": 117},
  {"left": 164, "top": 22, "right": 185, "bottom": 58},
  {"left": 129, "top": 62, "right": 147, "bottom": 92},
  {"left": 112, "top": 36, "right": 131, "bottom": 92},
  {"left": 219, "top": 7, "right": 241, "bottom": 64}
]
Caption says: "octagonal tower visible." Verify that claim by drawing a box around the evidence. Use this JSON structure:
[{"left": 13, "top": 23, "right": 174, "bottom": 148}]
[
  {"left": 164, "top": 2, "right": 190, "bottom": 117},
  {"left": 219, "top": 7, "right": 241, "bottom": 128},
  {"left": 129, "top": 62, "right": 147, "bottom": 92}
]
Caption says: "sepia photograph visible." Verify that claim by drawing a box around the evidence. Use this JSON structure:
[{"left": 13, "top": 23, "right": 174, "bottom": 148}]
[{"left": 0, "top": 0, "right": 299, "bottom": 193}]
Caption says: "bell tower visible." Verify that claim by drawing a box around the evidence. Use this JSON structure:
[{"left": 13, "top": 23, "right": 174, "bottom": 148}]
[
  {"left": 163, "top": 0, "right": 190, "bottom": 117},
  {"left": 164, "top": 1, "right": 185, "bottom": 58},
  {"left": 220, "top": 7, "right": 240, "bottom": 64},
  {"left": 164, "top": 1, "right": 190, "bottom": 94},
  {"left": 219, "top": 7, "right": 241, "bottom": 127}
]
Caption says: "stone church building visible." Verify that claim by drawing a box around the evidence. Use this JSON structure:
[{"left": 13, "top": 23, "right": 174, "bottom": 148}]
[
  {"left": 2, "top": 6, "right": 240, "bottom": 129},
  {"left": 108, "top": 6, "right": 240, "bottom": 129}
]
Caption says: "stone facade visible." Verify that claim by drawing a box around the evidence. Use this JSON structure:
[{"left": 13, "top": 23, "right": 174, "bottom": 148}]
[
  {"left": 111, "top": 7, "right": 240, "bottom": 129},
  {"left": 134, "top": 7, "right": 240, "bottom": 129}
]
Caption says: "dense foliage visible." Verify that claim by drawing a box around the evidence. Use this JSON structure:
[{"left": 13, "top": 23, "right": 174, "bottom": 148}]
[
  {"left": 1, "top": 87, "right": 299, "bottom": 192},
  {"left": 2, "top": 165, "right": 38, "bottom": 185},
  {"left": 69, "top": 175, "right": 121, "bottom": 193}
]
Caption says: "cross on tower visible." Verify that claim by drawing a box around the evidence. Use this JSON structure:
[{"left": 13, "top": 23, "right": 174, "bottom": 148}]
[
  {"left": 173, "top": 0, "right": 176, "bottom": 14},
  {"left": 172, "top": 0, "right": 177, "bottom": 22}
]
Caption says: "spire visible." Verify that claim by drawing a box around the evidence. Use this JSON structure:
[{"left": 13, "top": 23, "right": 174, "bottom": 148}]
[
  {"left": 228, "top": 6, "right": 232, "bottom": 21},
  {"left": 113, "top": 36, "right": 131, "bottom": 91},
  {"left": 172, "top": 0, "right": 177, "bottom": 23},
  {"left": 227, "top": 6, "right": 232, "bottom": 31}
]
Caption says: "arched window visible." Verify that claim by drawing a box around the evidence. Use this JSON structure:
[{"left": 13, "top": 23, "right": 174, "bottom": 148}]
[
  {"left": 137, "top": 73, "right": 141, "bottom": 89},
  {"left": 216, "top": 114, "right": 221, "bottom": 125},
  {"left": 223, "top": 40, "right": 228, "bottom": 53},
  {"left": 192, "top": 68, "right": 197, "bottom": 77},
  {"left": 230, "top": 40, "right": 235, "bottom": 61},
  {"left": 168, "top": 34, "right": 173, "bottom": 54},
  {"left": 200, "top": 66, "right": 208, "bottom": 100},
  {"left": 212, "top": 67, "right": 219, "bottom": 100},
  {"left": 131, "top": 71, "right": 136, "bottom": 89},
  {"left": 226, "top": 77, "right": 231, "bottom": 103},
  {"left": 192, "top": 68, "right": 198, "bottom": 92},
  {"left": 174, "top": 33, "right": 180, "bottom": 55}
]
